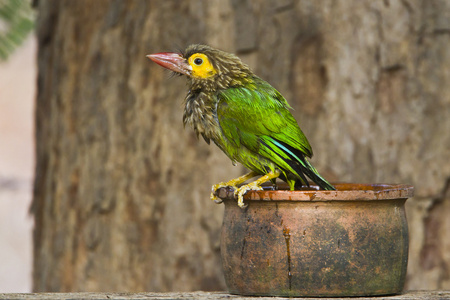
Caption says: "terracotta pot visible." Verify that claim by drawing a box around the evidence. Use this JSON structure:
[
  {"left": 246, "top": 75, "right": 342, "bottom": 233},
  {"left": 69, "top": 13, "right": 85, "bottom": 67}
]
[{"left": 217, "top": 183, "right": 413, "bottom": 297}]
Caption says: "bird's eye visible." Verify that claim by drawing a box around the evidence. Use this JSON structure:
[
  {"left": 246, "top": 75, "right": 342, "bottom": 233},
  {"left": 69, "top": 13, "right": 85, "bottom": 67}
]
[{"left": 194, "top": 58, "right": 203, "bottom": 65}]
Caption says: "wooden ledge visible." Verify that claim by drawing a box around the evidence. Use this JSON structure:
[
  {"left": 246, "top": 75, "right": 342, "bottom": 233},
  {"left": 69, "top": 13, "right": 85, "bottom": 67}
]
[{"left": 0, "top": 290, "right": 448, "bottom": 299}]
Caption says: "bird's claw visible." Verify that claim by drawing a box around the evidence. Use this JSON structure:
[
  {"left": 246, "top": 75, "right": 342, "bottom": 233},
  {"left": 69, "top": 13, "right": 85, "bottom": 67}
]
[
  {"left": 211, "top": 181, "right": 263, "bottom": 208},
  {"left": 211, "top": 182, "right": 237, "bottom": 204},
  {"left": 234, "top": 183, "right": 263, "bottom": 208}
]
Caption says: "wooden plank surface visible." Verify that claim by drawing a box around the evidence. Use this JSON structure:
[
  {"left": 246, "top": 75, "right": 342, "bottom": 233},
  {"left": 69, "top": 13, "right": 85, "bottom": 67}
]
[{"left": 0, "top": 291, "right": 449, "bottom": 299}]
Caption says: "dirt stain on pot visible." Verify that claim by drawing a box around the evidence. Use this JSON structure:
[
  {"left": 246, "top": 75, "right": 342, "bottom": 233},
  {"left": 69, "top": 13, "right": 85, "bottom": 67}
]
[{"left": 283, "top": 226, "right": 292, "bottom": 290}]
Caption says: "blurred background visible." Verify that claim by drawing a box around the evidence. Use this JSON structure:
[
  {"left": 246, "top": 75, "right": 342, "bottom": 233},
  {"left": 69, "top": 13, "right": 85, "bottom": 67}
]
[
  {"left": 0, "top": 0, "right": 449, "bottom": 293},
  {"left": 0, "top": 33, "right": 34, "bottom": 294},
  {"left": 0, "top": 0, "right": 35, "bottom": 292}
]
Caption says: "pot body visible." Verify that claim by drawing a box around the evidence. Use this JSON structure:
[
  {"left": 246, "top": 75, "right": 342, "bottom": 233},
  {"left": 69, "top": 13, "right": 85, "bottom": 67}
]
[{"left": 219, "top": 183, "right": 412, "bottom": 297}]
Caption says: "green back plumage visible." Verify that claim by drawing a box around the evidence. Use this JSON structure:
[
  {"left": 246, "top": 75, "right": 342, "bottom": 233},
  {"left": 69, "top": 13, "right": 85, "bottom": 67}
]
[{"left": 217, "top": 77, "right": 311, "bottom": 154}]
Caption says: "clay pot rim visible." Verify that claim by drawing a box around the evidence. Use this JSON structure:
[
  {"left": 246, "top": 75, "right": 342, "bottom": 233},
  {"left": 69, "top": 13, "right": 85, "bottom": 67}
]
[{"left": 217, "top": 182, "right": 414, "bottom": 202}]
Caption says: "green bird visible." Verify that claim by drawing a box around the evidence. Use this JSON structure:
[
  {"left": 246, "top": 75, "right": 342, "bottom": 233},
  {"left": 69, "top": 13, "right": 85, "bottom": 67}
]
[{"left": 147, "top": 45, "right": 335, "bottom": 207}]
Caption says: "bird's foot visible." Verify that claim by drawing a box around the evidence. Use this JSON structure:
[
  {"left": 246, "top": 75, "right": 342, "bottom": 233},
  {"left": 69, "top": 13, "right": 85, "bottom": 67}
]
[
  {"left": 211, "top": 182, "right": 237, "bottom": 204},
  {"left": 234, "top": 182, "right": 263, "bottom": 208},
  {"left": 233, "top": 170, "right": 281, "bottom": 208},
  {"left": 210, "top": 171, "right": 259, "bottom": 204}
]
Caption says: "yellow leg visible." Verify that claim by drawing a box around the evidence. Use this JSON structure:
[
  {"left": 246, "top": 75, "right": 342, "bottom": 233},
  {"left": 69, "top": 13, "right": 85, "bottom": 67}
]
[
  {"left": 211, "top": 171, "right": 259, "bottom": 203},
  {"left": 235, "top": 170, "right": 281, "bottom": 208}
]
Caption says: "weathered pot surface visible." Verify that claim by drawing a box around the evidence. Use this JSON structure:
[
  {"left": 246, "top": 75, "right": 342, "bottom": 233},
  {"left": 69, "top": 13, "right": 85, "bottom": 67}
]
[{"left": 218, "top": 183, "right": 413, "bottom": 297}]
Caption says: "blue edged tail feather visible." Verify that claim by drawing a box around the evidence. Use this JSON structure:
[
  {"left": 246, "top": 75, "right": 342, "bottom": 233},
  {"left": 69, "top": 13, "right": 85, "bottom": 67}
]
[{"left": 266, "top": 138, "right": 335, "bottom": 191}]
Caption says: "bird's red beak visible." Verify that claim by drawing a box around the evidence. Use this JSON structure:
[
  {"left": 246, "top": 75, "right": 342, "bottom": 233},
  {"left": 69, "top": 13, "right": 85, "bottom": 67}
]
[{"left": 147, "top": 52, "right": 192, "bottom": 76}]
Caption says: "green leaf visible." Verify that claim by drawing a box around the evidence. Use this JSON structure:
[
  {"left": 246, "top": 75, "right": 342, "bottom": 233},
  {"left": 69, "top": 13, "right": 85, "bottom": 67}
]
[{"left": 0, "top": 0, "right": 35, "bottom": 61}]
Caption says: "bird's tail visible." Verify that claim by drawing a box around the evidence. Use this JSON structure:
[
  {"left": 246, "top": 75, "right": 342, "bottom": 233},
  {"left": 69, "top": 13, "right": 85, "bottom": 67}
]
[
  {"left": 262, "top": 137, "right": 335, "bottom": 191},
  {"left": 297, "top": 158, "right": 335, "bottom": 190}
]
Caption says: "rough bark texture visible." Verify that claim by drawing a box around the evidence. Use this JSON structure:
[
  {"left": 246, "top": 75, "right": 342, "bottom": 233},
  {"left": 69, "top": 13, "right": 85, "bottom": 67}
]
[{"left": 33, "top": 0, "right": 450, "bottom": 292}]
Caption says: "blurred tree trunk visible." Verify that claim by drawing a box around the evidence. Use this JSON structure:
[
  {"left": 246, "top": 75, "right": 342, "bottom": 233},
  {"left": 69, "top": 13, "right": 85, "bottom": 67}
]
[
  {"left": 33, "top": 0, "right": 450, "bottom": 292},
  {"left": 32, "top": 0, "right": 239, "bottom": 292}
]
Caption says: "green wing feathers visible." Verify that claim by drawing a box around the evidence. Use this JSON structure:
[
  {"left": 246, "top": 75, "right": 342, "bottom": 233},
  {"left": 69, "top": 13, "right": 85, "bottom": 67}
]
[{"left": 217, "top": 77, "right": 335, "bottom": 191}]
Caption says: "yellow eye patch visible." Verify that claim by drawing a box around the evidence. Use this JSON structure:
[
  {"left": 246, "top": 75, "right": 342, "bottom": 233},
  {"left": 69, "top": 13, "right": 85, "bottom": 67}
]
[{"left": 188, "top": 53, "right": 217, "bottom": 79}]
